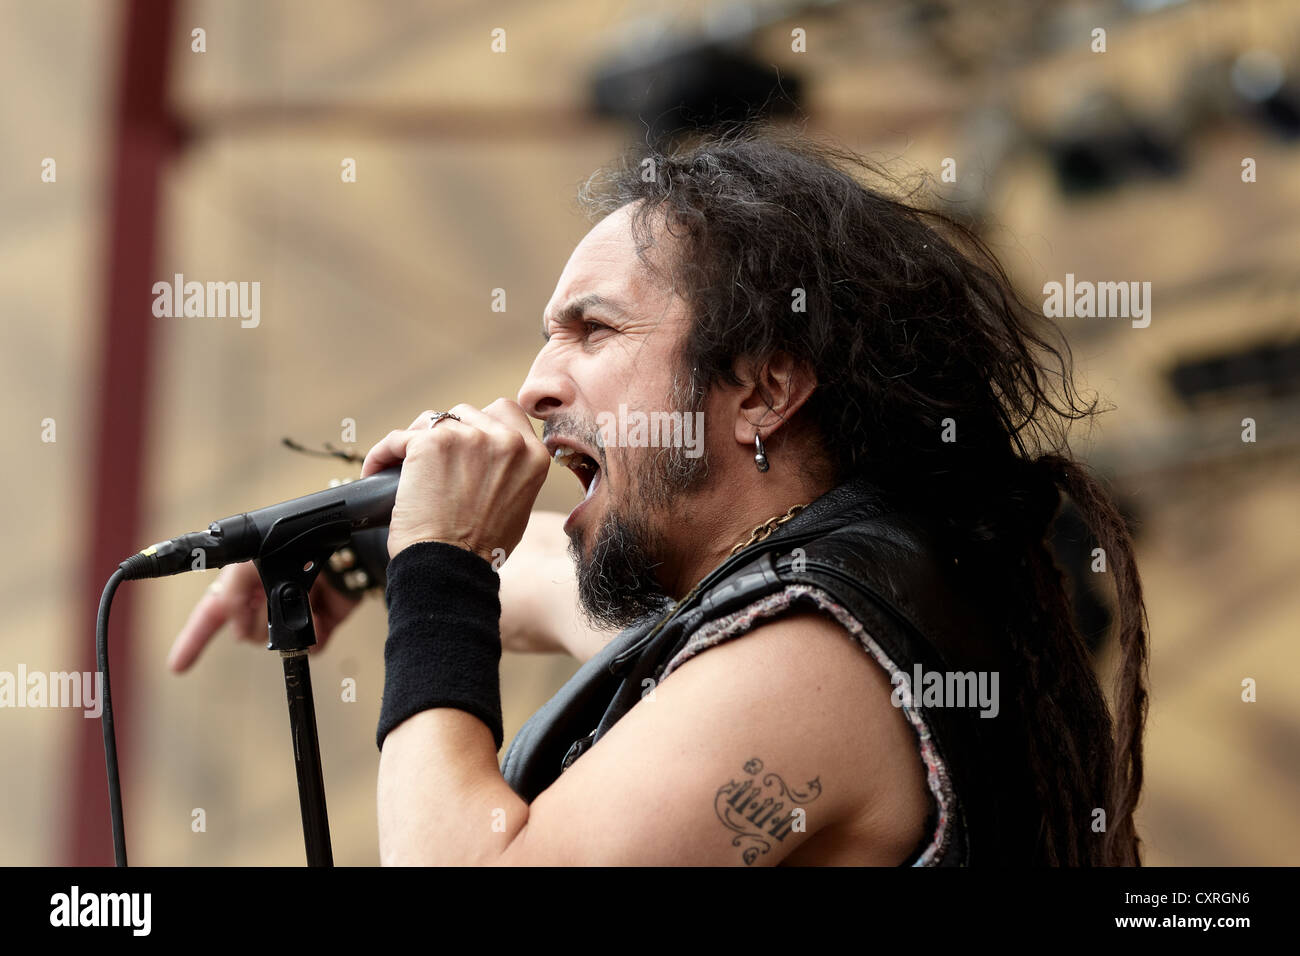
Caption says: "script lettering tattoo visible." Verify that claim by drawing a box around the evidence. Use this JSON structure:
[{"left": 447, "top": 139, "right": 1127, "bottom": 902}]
[{"left": 714, "top": 757, "right": 822, "bottom": 865}]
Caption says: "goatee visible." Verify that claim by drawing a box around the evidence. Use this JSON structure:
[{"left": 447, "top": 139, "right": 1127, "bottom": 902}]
[
  {"left": 557, "top": 380, "right": 712, "bottom": 631},
  {"left": 568, "top": 509, "right": 673, "bottom": 632},
  {"left": 568, "top": 443, "right": 711, "bottom": 631}
]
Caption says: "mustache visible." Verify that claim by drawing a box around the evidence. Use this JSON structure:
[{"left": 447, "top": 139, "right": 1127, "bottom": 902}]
[{"left": 542, "top": 413, "right": 609, "bottom": 471}]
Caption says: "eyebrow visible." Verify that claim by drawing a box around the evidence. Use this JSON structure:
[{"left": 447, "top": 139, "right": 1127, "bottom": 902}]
[{"left": 541, "top": 293, "right": 628, "bottom": 342}]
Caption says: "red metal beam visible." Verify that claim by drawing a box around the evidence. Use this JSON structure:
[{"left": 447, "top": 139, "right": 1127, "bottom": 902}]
[{"left": 69, "top": 0, "right": 177, "bottom": 865}]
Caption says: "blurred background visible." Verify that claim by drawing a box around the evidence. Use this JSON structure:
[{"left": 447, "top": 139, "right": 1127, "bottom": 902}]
[{"left": 1, "top": 0, "right": 1297, "bottom": 866}]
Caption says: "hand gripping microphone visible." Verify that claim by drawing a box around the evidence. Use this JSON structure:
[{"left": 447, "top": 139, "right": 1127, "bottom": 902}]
[{"left": 117, "top": 466, "right": 400, "bottom": 581}]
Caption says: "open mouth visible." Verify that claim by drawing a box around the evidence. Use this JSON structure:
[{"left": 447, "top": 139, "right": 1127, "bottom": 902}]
[{"left": 552, "top": 446, "right": 602, "bottom": 503}]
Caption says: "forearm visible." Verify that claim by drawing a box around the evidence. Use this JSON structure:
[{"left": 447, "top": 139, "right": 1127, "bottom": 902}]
[
  {"left": 376, "top": 540, "right": 525, "bottom": 864},
  {"left": 497, "top": 511, "right": 569, "bottom": 654},
  {"left": 377, "top": 709, "right": 529, "bottom": 865}
]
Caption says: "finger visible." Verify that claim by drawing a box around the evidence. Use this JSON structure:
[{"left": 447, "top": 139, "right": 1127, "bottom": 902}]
[
  {"left": 167, "top": 588, "right": 229, "bottom": 673},
  {"left": 447, "top": 403, "right": 545, "bottom": 464},
  {"left": 473, "top": 399, "right": 551, "bottom": 468},
  {"left": 232, "top": 587, "right": 263, "bottom": 641},
  {"left": 224, "top": 562, "right": 265, "bottom": 642},
  {"left": 167, "top": 563, "right": 250, "bottom": 672},
  {"left": 480, "top": 398, "right": 541, "bottom": 440},
  {"left": 407, "top": 409, "right": 440, "bottom": 430},
  {"left": 360, "top": 428, "right": 420, "bottom": 478},
  {"left": 361, "top": 409, "right": 487, "bottom": 479},
  {"left": 444, "top": 403, "right": 515, "bottom": 440},
  {"left": 442, "top": 406, "right": 548, "bottom": 488}
]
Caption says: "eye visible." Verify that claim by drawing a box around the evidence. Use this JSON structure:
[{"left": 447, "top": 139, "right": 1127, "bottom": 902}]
[{"left": 582, "top": 320, "right": 612, "bottom": 337}]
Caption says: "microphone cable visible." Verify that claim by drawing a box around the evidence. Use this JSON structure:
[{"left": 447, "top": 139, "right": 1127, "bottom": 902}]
[{"left": 97, "top": 567, "right": 129, "bottom": 866}]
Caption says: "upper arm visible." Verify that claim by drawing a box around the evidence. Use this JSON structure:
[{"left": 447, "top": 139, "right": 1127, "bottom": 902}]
[{"left": 497, "top": 610, "right": 929, "bottom": 865}]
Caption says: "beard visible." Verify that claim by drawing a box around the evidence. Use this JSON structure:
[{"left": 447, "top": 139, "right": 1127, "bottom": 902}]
[
  {"left": 568, "top": 506, "right": 673, "bottom": 632},
  {"left": 553, "top": 393, "right": 711, "bottom": 631}
]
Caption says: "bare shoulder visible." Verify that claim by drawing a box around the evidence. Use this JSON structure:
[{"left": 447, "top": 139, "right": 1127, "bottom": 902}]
[
  {"left": 661, "top": 608, "right": 934, "bottom": 865},
  {"left": 506, "top": 603, "right": 934, "bottom": 864}
]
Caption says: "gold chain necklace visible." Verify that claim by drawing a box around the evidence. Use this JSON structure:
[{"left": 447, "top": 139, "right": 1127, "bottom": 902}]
[
  {"left": 729, "top": 503, "right": 809, "bottom": 557},
  {"left": 648, "top": 503, "right": 812, "bottom": 638}
]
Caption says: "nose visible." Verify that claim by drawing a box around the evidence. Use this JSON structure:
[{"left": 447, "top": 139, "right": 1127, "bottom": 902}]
[{"left": 517, "top": 344, "right": 573, "bottom": 422}]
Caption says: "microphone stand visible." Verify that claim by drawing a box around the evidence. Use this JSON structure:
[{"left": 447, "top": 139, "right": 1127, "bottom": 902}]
[{"left": 254, "top": 520, "right": 353, "bottom": 867}]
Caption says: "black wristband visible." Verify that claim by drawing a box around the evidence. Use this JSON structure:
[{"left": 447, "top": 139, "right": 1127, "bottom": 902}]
[{"left": 376, "top": 540, "right": 503, "bottom": 752}]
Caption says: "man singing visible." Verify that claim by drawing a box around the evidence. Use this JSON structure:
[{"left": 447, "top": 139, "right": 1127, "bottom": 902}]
[{"left": 169, "top": 129, "right": 1149, "bottom": 866}]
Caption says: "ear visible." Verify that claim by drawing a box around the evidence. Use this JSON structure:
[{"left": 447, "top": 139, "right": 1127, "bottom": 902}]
[{"left": 732, "top": 352, "right": 818, "bottom": 448}]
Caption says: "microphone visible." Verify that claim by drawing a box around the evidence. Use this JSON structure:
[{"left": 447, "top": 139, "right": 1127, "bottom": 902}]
[{"left": 118, "top": 466, "right": 401, "bottom": 581}]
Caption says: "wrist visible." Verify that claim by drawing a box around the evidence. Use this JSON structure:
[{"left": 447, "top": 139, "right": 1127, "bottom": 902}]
[
  {"left": 377, "top": 540, "right": 504, "bottom": 752},
  {"left": 389, "top": 534, "right": 496, "bottom": 567}
]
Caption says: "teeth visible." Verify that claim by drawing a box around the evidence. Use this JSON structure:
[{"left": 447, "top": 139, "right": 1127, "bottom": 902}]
[
  {"left": 551, "top": 444, "right": 600, "bottom": 501},
  {"left": 552, "top": 446, "right": 595, "bottom": 468}
]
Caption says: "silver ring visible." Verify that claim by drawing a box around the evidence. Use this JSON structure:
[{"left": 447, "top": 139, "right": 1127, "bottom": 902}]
[{"left": 429, "top": 411, "right": 462, "bottom": 429}]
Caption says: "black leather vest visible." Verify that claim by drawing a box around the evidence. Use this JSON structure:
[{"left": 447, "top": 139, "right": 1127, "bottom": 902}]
[{"left": 500, "top": 476, "right": 1042, "bottom": 866}]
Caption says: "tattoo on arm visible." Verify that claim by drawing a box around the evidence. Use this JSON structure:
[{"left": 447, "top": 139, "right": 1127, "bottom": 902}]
[{"left": 714, "top": 757, "right": 822, "bottom": 865}]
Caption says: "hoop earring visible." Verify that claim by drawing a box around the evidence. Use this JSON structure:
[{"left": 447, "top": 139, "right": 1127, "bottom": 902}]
[{"left": 754, "top": 433, "right": 769, "bottom": 473}]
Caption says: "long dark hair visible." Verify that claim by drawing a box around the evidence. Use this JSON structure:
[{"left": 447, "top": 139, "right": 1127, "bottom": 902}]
[{"left": 577, "top": 126, "right": 1150, "bottom": 865}]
